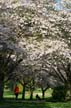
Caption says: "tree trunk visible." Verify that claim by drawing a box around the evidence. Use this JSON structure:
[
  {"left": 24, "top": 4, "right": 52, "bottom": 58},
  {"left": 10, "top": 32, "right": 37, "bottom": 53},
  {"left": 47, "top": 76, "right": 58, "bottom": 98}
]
[
  {"left": 42, "top": 89, "right": 45, "bottom": 99},
  {"left": 22, "top": 84, "right": 26, "bottom": 100},
  {"left": 68, "top": 83, "right": 71, "bottom": 100},
  {"left": 0, "top": 74, "right": 4, "bottom": 100},
  {"left": 30, "top": 89, "right": 33, "bottom": 100},
  {"left": 70, "top": 86, "right": 71, "bottom": 100}
]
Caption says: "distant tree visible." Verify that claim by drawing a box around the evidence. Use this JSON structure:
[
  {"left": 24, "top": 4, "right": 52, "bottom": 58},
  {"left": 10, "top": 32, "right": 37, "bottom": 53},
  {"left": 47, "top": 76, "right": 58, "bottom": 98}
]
[
  {"left": 16, "top": 63, "right": 36, "bottom": 100},
  {"left": 0, "top": 42, "right": 24, "bottom": 99},
  {"left": 42, "top": 52, "right": 71, "bottom": 100},
  {"left": 0, "top": 2, "right": 25, "bottom": 99},
  {"left": 36, "top": 71, "right": 50, "bottom": 99}
]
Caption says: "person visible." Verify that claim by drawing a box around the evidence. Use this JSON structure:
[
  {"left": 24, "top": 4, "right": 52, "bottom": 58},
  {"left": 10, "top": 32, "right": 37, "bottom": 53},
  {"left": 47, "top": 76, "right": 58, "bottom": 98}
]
[
  {"left": 14, "top": 85, "right": 19, "bottom": 100},
  {"left": 36, "top": 94, "right": 41, "bottom": 100}
]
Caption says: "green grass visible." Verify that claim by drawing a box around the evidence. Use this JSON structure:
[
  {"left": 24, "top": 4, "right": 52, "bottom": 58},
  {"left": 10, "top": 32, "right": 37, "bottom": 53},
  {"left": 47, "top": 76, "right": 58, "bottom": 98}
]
[
  {"left": 1, "top": 89, "right": 70, "bottom": 108},
  {"left": 4, "top": 88, "right": 52, "bottom": 99},
  {"left": 0, "top": 101, "right": 71, "bottom": 108}
]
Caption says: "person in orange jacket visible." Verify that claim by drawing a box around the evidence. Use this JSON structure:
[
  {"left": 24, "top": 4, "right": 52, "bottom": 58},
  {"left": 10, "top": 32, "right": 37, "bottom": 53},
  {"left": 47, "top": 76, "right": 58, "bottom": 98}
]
[{"left": 14, "top": 85, "right": 19, "bottom": 100}]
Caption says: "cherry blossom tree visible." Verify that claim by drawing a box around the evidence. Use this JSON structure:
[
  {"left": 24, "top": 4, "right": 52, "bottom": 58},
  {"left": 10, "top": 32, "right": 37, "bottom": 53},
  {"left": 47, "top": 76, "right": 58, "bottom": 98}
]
[{"left": 0, "top": 0, "right": 71, "bottom": 100}]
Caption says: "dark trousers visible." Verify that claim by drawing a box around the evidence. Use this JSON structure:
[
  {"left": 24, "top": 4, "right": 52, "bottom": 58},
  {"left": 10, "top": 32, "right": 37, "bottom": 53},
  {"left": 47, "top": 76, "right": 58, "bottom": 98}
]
[{"left": 15, "top": 93, "right": 18, "bottom": 100}]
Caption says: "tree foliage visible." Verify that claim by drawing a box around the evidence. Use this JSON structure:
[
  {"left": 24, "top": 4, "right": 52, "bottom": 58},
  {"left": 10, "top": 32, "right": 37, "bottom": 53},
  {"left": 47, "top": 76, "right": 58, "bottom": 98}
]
[{"left": 0, "top": 0, "right": 71, "bottom": 100}]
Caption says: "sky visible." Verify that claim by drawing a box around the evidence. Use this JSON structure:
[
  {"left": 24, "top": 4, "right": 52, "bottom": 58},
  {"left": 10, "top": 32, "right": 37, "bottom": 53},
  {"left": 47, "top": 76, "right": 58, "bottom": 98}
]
[{"left": 55, "top": 0, "right": 63, "bottom": 10}]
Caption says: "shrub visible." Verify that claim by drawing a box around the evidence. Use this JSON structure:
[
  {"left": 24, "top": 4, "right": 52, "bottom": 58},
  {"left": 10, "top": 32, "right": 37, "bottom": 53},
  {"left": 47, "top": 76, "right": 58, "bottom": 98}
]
[{"left": 52, "top": 86, "right": 67, "bottom": 101}]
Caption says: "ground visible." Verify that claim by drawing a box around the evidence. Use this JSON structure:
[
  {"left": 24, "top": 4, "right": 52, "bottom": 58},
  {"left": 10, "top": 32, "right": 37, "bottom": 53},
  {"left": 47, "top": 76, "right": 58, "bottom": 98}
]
[
  {"left": 0, "top": 100, "right": 71, "bottom": 108},
  {"left": 0, "top": 88, "right": 70, "bottom": 108}
]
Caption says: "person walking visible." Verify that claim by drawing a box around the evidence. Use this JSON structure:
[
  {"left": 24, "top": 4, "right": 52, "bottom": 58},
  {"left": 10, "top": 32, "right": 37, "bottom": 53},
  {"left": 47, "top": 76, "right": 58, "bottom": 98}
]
[{"left": 14, "top": 85, "right": 19, "bottom": 100}]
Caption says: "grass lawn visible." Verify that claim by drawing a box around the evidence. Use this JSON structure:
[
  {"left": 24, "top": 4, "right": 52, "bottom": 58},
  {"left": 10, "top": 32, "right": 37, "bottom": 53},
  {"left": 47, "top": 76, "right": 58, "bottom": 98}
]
[
  {"left": 0, "top": 100, "right": 71, "bottom": 108},
  {"left": 3, "top": 88, "right": 52, "bottom": 99},
  {"left": 1, "top": 88, "right": 70, "bottom": 108}
]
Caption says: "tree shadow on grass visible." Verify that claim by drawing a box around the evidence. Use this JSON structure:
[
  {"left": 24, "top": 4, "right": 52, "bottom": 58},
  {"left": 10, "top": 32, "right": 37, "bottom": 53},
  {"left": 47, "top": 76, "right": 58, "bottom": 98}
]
[{"left": 0, "top": 98, "right": 51, "bottom": 108}]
